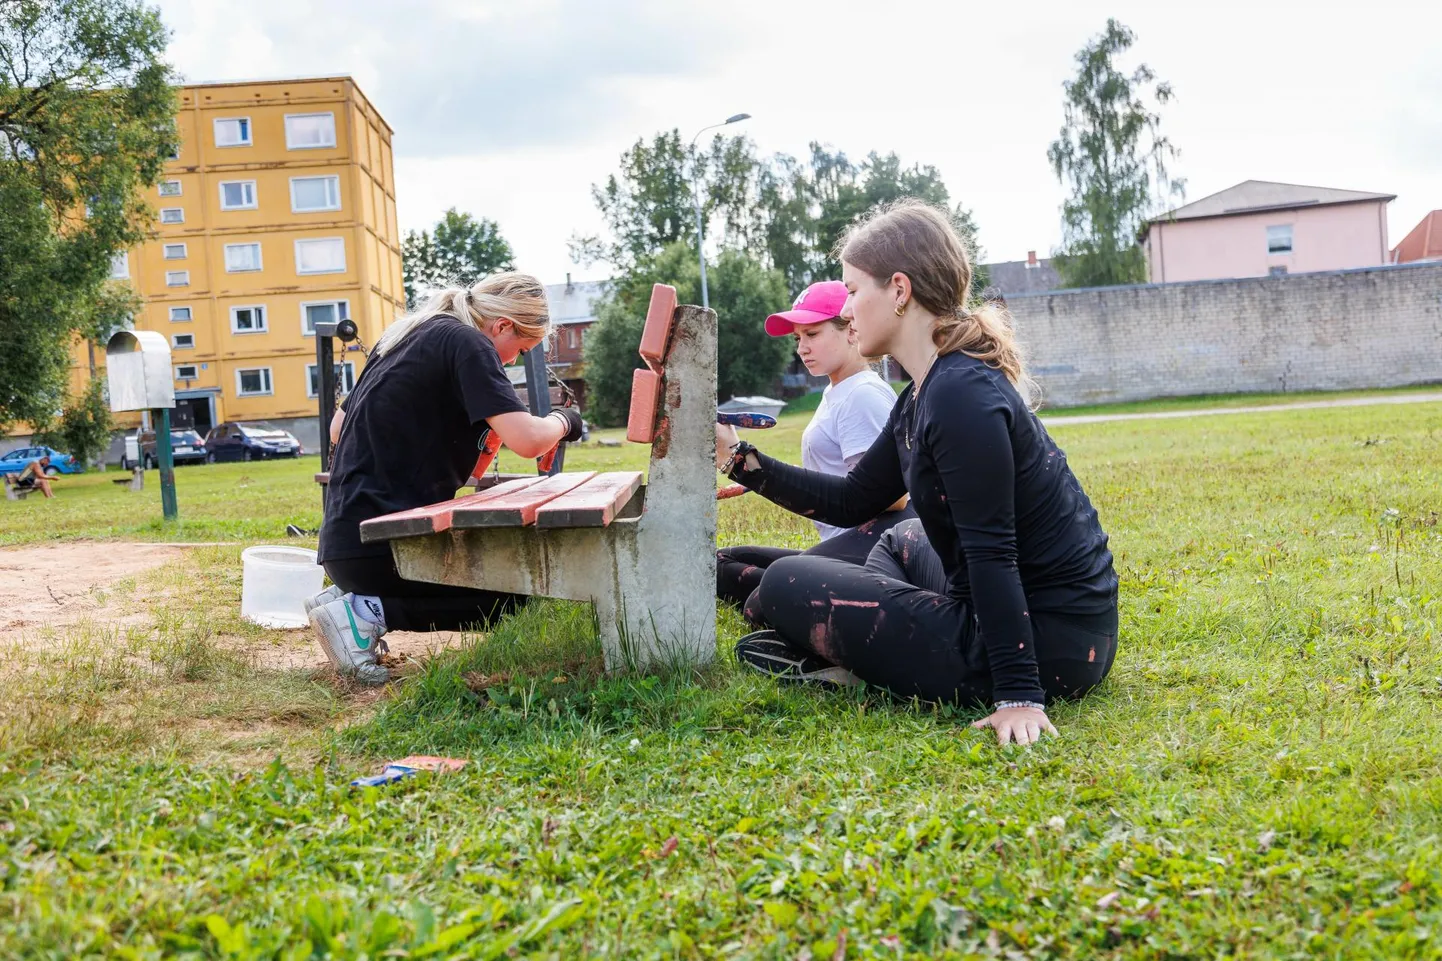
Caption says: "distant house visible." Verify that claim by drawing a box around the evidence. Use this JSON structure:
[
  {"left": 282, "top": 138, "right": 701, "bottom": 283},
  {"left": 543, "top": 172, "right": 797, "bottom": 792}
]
[
  {"left": 1392, "top": 210, "right": 1442, "bottom": 264},
  {"left": 981, "top": 251, "right": 1061, "bottom": 297},
  {"left": 1141, "top": 180, "right": 1395, "bottom": 283},
  {"left": 541, "top": 276, "right": 608, "bottom": 408}
]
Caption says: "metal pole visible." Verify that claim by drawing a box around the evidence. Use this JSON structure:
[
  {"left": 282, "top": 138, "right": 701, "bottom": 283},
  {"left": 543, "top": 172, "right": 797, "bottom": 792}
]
[
  {"left": 693, "top": 180, "right": 709, "bottom": 311},
  {"left": 315, "top": 327, "right": 336, "bottom": 472},
  {"left": 523, "top": 347, "right": 564, "bottom": 475},
  {"left": 155, "top": 406, "right": 178, "bottom": 521}
]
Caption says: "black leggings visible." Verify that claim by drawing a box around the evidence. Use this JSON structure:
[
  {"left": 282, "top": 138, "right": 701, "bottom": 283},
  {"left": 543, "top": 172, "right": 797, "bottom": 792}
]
[
  {"left": 754, "top": 519, "right": 1119, "bottom": 705},
  {"left": 324, "top": 554, "right": 525, "bottom": 633},
  {"left": 717, "top": 507, "right": 918, "bottom": 626}
]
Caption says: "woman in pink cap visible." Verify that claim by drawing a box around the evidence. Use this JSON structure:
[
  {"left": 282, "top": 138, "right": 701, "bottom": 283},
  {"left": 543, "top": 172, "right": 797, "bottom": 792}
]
[{"left": 716, "top": 279, "right": 920, "bottom": 624}]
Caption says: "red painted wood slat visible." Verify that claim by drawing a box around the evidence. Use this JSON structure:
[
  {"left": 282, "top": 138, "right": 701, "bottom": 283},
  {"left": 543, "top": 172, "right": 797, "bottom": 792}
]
[
  {"left": 534, "top": 471, "right": 643, "bottom": 528},
  {"left": 637, "top": 283, "right": 678, "bottom": 370},
  {"left": 359, "top": 476, "right": 543, "bottom": 543},
  {"left": 626, "top": 367, "right": 663, "bottom": 444},
  {"left": 450, "top": 471, "right": 598, "bottom": 528}
]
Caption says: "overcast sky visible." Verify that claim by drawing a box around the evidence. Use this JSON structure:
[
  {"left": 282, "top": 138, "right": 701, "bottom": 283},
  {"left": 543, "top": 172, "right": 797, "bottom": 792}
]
[{"left": 155, "top": 0, "right": 1440, "bottom": 285}]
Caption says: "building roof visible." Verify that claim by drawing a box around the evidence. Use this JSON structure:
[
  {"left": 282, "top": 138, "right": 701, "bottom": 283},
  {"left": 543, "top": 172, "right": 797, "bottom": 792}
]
[
  {"left": 544, "top": 278, "right": 609, "bottom": 327},
  {"left": 1148, "top": 180, "right": 1394, "bottom": 228},
  {"left": 982, "top": 258, "right": 1062, "bottom": 297},
  {"left": 1392, "top": 210, "right": 1442, "bottom": 263}
]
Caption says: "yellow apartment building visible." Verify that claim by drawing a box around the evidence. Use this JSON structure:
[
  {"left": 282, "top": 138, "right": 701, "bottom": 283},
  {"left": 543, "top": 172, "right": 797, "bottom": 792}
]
[{"left": 94, "top": 75, "right": 403, "bottom": 451}]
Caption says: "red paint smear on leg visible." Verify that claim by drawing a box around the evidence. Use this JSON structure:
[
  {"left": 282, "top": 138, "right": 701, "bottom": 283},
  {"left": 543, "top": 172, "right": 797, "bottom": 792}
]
[
  {"left": 1088, "top": 645, "right": 1096, "bottom": 663},
  {"left": 832, "top": 599, "right": 880, "bottom": 609}
]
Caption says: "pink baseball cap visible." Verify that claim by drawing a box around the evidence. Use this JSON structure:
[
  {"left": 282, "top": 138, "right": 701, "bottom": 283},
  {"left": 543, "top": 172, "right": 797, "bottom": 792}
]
[{"left": 764, "top": 280, "right": 848, "bottom": 336}]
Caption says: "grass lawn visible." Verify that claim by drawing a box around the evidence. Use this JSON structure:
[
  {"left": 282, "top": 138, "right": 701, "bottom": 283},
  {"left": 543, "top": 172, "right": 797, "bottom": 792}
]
[{"left": 3, "top": 397, "right": 1442, "bottom": 958}]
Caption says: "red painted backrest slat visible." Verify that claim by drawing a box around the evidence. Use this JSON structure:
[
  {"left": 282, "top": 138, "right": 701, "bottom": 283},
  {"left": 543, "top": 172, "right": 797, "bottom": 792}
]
[
  {"left": 637, "top": 284, "right": 678, "bottom": 371},
  {"left": 625, "top": 367, "right": 664, "bottom": 444}
]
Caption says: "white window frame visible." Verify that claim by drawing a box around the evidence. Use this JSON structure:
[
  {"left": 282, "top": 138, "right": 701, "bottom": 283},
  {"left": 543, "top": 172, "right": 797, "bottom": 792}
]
[
  {"left": 218, "top": 179, "right": 258, "bottom": 211},
  {"left": 235, "top": 367, "right": 273, "bottom": 397},
  {"left": 294, "top": 237, "right": 346, "bottom": 275},
  {"left": 1267, "top": 224, "right": 1294, "bottom": 255},
  {"left": 162, "top": 242, "right": 187, "bottom": 260},
  {"left": 300, "top": 299, "right": 350, "bottom": 337},
  {"left": 159, "top": 207, "right": 184, "bottom": 224},
  {"left": 229, "top": 304, "right": 268, "bottom": 334},
  {"left": 158, "top": 180, "right": 182, "bottom": 197},
  {"left": 171, "top": 333, "right": 195, "bottom": 350},
  {"left": 165, "top": 270, "right": 190, "bottom": 287},
  {"left": 213, "top": 117, "right": 252, "bottom": 148},
  {"left": 305, "top": 360, "right": 356, "bottom": 399},
  {"left": 284, "top": 112, "right": 337, "bottom": 150},
  {"left": 169, "top": 306, "right": 193, "bottom": 322},
  {"left": 109, "top": 252, "right": 129, "bottom": 279},
  {"left": 289, "top": 174, "right": 341, "bottom": 213},
  {"left": 174, "top": 364, "right": 199, "bottom": 381},
  {"left": 223, "top": 242, "right": 263, "bottom": 273}
]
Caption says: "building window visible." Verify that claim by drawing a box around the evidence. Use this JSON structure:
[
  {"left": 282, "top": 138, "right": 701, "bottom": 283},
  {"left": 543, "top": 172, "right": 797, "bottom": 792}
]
[
  {"left": 163, "top": 243, "right": 187, "bottom": 260},
  {"left": 165, "top": 143, "right": 181, "bottom": 161},
  {"left": 306, "top": 361, "right": 356, "bottom": 398},
  {"left": 109, "top": 252, "right": 129, "bottom": 279},
  {"left": 159, "top": 207, "right": 184, "bottom": 224},
  {"left": 1269, "top": 265, "right": 1289, "bottom": 277},
  {"left": 165, "top": 270, "right": 190, "bottom": 287},
  {"left": 285, "top": 113, "right": 336, "bottom": 150},
  {"left": 224, "top": 242, "right": 263, "bottom": 273},
  {"left": 294, "top": 237, "right": 346, "bottom": 274},
  {"left": 230, "top": 305, "right": 267, "bottom": 333},
  {"left": 172, "top": 333, "right": 195, "bottom": 350},
  {"left": 1267, "top": 224, "right": 1293, "bottom": 255},
  {"left": 290, "top": 175, "right": 341, "bottom": 213},
  {"left": 214, "top": 117, "right": 251, "bottom": 148},
  {"left": 219, "top": 180, "right": 258, "bottom": 210},
  {"left": 158, "top": 180, "right": 182, "bottom": 197},
  {"left": 174, "top": 365, "right": 199, "bottom": 381},
  {"left": 235, "top": 367, "right": 273, "bottom": 396},
  {"left": 301, "top": 299, "right": 350, "bottom": 336},
  {"left": 169, "top": 306, "right": 193, "bottom": 322}
]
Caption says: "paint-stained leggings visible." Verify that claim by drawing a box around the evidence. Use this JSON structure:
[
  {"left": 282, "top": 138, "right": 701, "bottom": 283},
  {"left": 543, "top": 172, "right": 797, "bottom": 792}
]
[
  {"left": 717, "top": 507, "right": 919, "bottom": 626},
  {"left": 752, "top": 518, "right": 1119, "bottom": 705}
]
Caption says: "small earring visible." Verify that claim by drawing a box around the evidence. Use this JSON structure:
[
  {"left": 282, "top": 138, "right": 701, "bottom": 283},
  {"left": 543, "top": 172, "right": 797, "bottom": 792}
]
[{"left": 894, "top": 301, "right": 907, "bottom": 317}]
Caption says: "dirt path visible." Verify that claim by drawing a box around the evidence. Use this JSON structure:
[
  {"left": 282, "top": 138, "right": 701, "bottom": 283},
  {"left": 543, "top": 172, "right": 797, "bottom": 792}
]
[{"left": 1043, "top": 390, "right": 1442, "bottom": 427}]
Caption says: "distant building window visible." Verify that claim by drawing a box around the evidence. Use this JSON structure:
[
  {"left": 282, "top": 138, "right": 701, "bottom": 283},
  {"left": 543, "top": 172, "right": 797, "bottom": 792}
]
[
  {"left": 290, "top": 175, "right": 341, "bottom": 213},
  {"left": 109, "top": 252, "right": 129, "bottom": 279},
  {"left": 165, "top": 143, "right": 181, "bottom": 161},
  {"left": 165, "top": 270, "right": 189, "bottom": 287},
  {"left": 219, "top": 180, "right": 257, "bottom": 210},
  {"left": 169, "top": 306, "right": 192, "bottom": 322},
  {"left": 236, "top": 367, "right": 273, "bottom": 396},
  {"left": 301, "top": 299, "right": 349, "bottom": 336},
  {"left": 306, "top": 361, "right": 356, "bottom": 398},
  {"left": 171, "top": 333, "right": 195, "bottom": 349},
  {"left": 285, "top": 113, "right": 336, "bottom": 150},
  {"left": 1267, "top": 224, "right": 1293, "bottom": 255},
  {"left": 159, "top": 207, "right": 184, "bottom": 224},
  {"left": 231, "top": 305, "right": 267, "bottom": 333},
  {"left": 158, "top": 180, "right": 182, "bottom": 197},
  {"left": 214, "top": 117, "right": 251, "bottom": 148},
  {"left": 163, "top": 243, "right": 187, "bottom": 260},
  {"left": 175, "top": 365, "right": 198, "bottom": 381},
  {"left": 294, "top": 237, "right": 346, "bottom": 274},
  {"left": 224, "top": 242, "right": 263, "bottom": 273}
]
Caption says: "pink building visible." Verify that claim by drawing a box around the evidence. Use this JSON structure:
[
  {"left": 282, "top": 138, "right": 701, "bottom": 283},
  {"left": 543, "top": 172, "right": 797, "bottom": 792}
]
[{"left": 1142, "top": 180, "right": 1394, "bottom": 283}]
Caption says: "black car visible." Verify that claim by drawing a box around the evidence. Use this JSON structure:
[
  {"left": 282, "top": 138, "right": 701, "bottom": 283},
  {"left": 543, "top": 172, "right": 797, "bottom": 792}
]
[
  {"left": 138, "top": 429, "right": 208, "bottom": 468},
  {"left": 203, "top": 422, "right": 303, "bottom": 463}
]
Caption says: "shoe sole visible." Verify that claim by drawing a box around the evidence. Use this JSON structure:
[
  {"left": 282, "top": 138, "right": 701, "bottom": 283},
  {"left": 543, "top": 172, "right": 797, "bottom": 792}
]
[{"left": 736, "top": 634, "right": 859, "bottom": 689}]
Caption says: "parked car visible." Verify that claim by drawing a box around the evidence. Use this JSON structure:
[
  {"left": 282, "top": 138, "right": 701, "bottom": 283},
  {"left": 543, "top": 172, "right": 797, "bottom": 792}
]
[
  {"left": 136, "top": 428, "right": 208, "bottom": 468},
  {"left": 203, "top": 421, "right": 303, "bottom": 462},
  {"left": 0, "top": 445, "right": 83, "bottom": 476}
]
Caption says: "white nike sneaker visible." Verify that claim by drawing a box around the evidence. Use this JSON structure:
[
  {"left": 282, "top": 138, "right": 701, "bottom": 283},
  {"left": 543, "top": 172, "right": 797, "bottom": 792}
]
[
  {"left": 303, "top": 583, "right": 345, "bottom": 618},
  {"left": 309, "top": 594, "right": 389, "bottom": 685}
]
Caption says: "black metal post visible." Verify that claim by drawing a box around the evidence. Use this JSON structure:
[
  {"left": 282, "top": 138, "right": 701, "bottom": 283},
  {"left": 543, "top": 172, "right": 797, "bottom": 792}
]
[
  {"left": 315, "top": 322, "right": 338, "bottom": 473},
  {"left": 523, "top": 347, "right": 565, "bottom": 475}
]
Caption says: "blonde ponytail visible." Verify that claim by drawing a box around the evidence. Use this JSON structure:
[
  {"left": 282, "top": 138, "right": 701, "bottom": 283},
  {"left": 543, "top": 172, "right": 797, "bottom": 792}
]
[{"left": 374, "top": 272, "right": 551, "bottom": 356}]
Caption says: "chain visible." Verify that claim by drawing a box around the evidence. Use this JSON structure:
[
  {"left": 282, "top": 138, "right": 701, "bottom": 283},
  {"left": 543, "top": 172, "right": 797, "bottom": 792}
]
[{"left": 334, "top": 334, "right": 371, "bottom": 411}]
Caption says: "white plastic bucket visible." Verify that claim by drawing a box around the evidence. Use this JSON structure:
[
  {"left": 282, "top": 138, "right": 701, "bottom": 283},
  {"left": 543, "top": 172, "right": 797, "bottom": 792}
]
[{"left": 241, "top": 546, "right": 324, "bottom": 629}]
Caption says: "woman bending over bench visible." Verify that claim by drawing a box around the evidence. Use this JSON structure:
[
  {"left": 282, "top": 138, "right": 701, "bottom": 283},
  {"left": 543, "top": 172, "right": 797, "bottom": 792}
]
[
  {"left": 312, "top": 273, "right": 583, "bottom": 683},
  {"left": 716, "top": 280, "right": 918, "bottom": 625},
  {"left": 717, "top": 201, "right": 1119, "bottom": 745}
]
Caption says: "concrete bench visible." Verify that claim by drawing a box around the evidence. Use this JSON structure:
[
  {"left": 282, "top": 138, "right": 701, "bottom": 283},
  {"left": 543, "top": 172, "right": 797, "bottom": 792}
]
[
  {"left": 360, "top": 285, "right": 718, "bottom": 671},
  {"left": 4, "top": 479, "right": 32, "bottom": 501}
]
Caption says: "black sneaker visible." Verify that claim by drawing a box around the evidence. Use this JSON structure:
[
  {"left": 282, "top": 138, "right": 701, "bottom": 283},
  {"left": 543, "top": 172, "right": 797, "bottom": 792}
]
[{"left": 734, "top": 630, "right": 863, "bottom": 690}]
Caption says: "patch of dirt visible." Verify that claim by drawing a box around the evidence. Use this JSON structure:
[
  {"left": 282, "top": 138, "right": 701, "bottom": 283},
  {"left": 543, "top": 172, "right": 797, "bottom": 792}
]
[{"left": 247, "top": 628, "right": 471, "bottom": 675}]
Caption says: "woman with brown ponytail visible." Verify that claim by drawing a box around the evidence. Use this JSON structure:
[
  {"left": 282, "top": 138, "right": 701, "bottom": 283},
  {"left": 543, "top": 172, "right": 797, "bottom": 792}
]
[{"left": 716, "top": 200, "right": 1119, "bottom": 744}]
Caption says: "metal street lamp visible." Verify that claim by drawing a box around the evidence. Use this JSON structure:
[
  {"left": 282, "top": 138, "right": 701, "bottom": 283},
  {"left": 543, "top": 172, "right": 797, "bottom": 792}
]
[{"left": 689, "top": 112, "right": 751, "bottom": 310}]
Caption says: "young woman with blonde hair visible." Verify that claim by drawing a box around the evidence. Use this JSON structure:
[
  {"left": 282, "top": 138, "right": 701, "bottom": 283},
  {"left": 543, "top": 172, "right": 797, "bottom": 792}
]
[
  {"left": 313, "top": 272, "right": 583, "bottom": 683},
  {"left": 717, "top": 201, "right": 1119, "bottom": 744}
]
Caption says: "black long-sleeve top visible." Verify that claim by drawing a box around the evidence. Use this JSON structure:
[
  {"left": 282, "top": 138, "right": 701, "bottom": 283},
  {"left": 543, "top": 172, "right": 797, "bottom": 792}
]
[{"left": 732, "top": 352, "right": 1117, "bottom": 703}]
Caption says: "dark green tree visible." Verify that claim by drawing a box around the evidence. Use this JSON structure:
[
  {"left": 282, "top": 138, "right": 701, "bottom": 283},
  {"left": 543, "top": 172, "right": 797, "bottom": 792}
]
[
  {"left": 402, "top": 208, "right": 515, "bottom": 307},
  {"left": 0, "top": 0, "right": 177, "bottom": 430},
  {"left": 1048, "top": 19, "right": 1183, "bottom": 288},
  {"left": 582, "top": 242, "right": 791, "bottom": 426},
  {"left": 32, "top": 376, "right": 112, "bottom": 466}
]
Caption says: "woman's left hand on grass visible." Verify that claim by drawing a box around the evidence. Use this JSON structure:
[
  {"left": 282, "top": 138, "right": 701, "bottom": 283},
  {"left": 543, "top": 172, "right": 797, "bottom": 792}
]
[{"left": 972, "top": 705, "right": 1057, "bottom": 746}]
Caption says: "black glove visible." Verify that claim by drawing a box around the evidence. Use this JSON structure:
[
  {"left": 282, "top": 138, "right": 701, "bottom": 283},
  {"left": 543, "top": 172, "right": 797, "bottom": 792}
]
[{"left": 549, "top": 407, "right": 585, "bottom": 443}]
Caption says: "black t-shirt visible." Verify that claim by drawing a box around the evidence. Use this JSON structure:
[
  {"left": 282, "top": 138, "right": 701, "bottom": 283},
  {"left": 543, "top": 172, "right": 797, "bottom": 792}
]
[
  {"left": 734, "top": 352, "right": 1117, "bottom": 703},
  {"left": 318, "top": 316, "right": 527, "bottom": 562}
]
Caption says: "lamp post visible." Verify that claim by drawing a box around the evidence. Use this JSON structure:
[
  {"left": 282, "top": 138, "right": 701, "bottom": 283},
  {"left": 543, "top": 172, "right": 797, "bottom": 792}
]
[{"left": 689, "top": 112, "right": 751, "bottom": 310}]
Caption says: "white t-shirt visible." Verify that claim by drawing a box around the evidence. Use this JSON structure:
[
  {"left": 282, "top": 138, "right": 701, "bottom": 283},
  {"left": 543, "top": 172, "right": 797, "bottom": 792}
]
[{"left": 800, "top": 369, "right": 898, "bottom": 540}]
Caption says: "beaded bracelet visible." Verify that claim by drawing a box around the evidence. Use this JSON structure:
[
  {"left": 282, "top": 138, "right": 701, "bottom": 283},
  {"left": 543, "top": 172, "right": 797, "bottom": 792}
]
[{"left": 994, "top": 700, "right": 1047, "bottom": 713}]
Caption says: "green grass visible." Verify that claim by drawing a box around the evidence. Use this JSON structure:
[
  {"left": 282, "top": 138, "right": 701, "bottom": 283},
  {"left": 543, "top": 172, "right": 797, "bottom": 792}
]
[{"left": 3, "top": 396, "right": 1442, "bottom": 957}]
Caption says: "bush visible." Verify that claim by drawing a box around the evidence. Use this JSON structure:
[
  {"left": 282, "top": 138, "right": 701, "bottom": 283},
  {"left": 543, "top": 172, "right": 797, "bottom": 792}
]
[{"left": 33, "top": 376, "right": 113, "bottom": 467}]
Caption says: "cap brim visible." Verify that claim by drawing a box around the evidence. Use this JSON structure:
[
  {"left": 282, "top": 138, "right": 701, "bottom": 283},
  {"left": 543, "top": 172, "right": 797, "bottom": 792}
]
[{"left": 764, "top": 308, "right": 835, "bottom": 336}]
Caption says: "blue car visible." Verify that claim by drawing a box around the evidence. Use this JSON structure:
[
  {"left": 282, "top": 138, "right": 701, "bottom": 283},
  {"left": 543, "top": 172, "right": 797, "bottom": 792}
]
[{"left": 0, "top": 445, "right": 83, "bottom": 476}]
